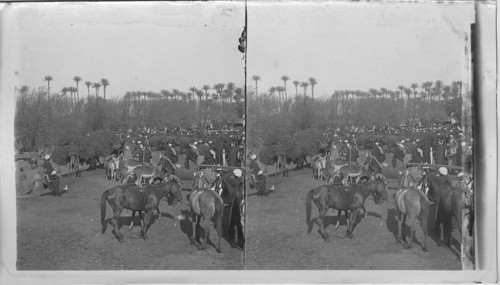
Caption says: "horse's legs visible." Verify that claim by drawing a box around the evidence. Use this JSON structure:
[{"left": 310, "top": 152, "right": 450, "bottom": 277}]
[
  {"left": 199, "top": 217, "right": 211, "bottom": 250},
  {"left": 140, "top": 210, "right": 154, "bottom": 239},
  {"left": 442, "top": 217, "right": 453, "bottom": 247},
  {"left": 190, "top": 213, "right": 198, "bottom": 245},
  {"left": 362, "top": 205, "right": 367, "bottom": 218},
  {"left": 347, "top": 208, "right": 359, "bottom": 238},
  {"left": 421, "top": 206, "right": 429, "bottom": 252},
  {"left": 396, "top": 212, "right": 404, "bottom": 244},
  {"left": 334, "top": 210, "right": 342, "bottom": 229},
  {"left": 112, "top": 209, "right": 124, "bottom": 243},
  {"left": 129, "top": 211, "right": 136, "bottom": 230},
  {"left": 317, "top": 208, "right": 330, "bottom": 242},
  {"left": 345, "top": 210, "right": 350, "bottom": 230},
  {"left": 156, "top": 206, "right": 161, "bottom": 220},
  {"left": 215, "top": 212, "right": 223, "bottom": 253},
  {"left": 405, "top": 216, "right": 417, "bottom": 249}
]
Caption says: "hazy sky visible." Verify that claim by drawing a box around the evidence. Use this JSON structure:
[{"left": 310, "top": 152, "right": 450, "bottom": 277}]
[
  {"left": 5, "top": 2, "right": 245, "bottom": 98},
  {"left": 248, "top": 2, "right": 474, "bottom": 98},
  {"left": 4, "top": 2, "right": 475, "bottom": 100}
]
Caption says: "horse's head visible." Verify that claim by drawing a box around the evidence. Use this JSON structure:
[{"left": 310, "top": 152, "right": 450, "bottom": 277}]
[
  {"left": 370, "top": 174, "right": 388, "bottom": 203},
  {"left": 168, "top": 181, "right": 183, "bottom": 204}
]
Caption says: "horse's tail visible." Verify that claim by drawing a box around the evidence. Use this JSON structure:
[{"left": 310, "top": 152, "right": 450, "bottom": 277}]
[
  {"left": 101, "top": 189, "right": 110, "bottom": 233},
  {"left": 214, "top": 194, "right": 224, "bottom": 237},
  {"left": 306, "top": 188, "right": 315, "bottom": 233}
]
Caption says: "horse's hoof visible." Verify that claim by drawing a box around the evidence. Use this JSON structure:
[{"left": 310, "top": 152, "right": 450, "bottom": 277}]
[
  {"left": 216, "top": 248, "right": 222, "bottom": 253},
  {"left": 118, "top": 238, "right": 124, "bottom": 243},
  {"left": 422, "top": 247, "right": 428, "bottom": 252},
  {"left": 436, "top": 241, "right": 443, "bottom": 247},
  {"left": 323, "top": 236, "right": 330, "bottom": 242}
]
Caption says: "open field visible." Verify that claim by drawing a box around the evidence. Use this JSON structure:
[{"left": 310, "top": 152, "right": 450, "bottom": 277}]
[
  {"left": 245, "top": 151, "right": 462, "bottom": 270},
  {"left": 16, "top": 153, "right": 243, "bottom": 270}
]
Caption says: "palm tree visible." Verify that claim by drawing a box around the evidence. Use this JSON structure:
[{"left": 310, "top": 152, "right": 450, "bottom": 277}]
[
  {"left": 421, "top": 81, "right": 433, "bottom": 102},
  {"left": 234, "top": 87, "right": 244, "bottom": 102},
  {"left": 281, "top": 75, "right": 289, "bottom": 101},
  {"left": 404, "top": 88, "right": 412, "bottom": 108},
  {"left": 100, "top": 78, "right": 109, "bottom": 100},
  {"left": 172, "top": 89, "right": 180, "bottom": 101},
  {"left": 61, "top": 87, "right": 68, "bottom": 98},
  {"left": 397, "top": 85, "right": 405, "bottom": 100},
  {"left": 189, "top": 87, "right": 197, "bottom": 99},
  {"left": 252, "top": 75, "right": 261, "bottom": 97},
  {"left": 196, "top": 90, "right": 204, "bottom": 106},
  {"left": 300, "top": 82, "right": 309, "bottom": 97},
  {"left": 202, "top": 85, "right": 210, "bottom": 101},
  {"left": 368, "top": 88, "right": 378, "bottom": 99},
  {"left": 85, "top": 81, "right": 92, "bottom": 98},
  {"left": 160, "top": 89, "right": 170, "bottom": 101},
  {"left": 380, "top": 87, "right": 388, "bottom": 100},
  {"left": 292, "top": 80, "right": 300, "bottom": 97},
  {"left": 93, "top": 82, "right": 102, "bottom": 97},
  {"left": 433, "top": 80, "right": 444, "bottom": 102},
  {"left": 308, "top": 77, "right": 317, "bottom": 100},
  {"left": 442, "top": 85, "right": 452, "bottom": 101},
  {"left": 43, "top": 75, "right": 53, "bottom": 96},
  {"left": 226, "top": 82, "right": 235, "bottom": 103},
  {"left": 73, "top": 76, "right": 82, "bottom": 101},
  {"left": 268, "top": 86, "right": 276, "bottom": 97}
]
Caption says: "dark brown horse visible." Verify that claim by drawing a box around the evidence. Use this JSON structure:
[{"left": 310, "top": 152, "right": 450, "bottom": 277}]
[
  {"left": 424, "top": 172, "right": 463, "bottom": 248},
  {"left": 128, "top": 176, "right": 183, "bottom": 230},
  {"left": 189, "top": 171, "right": 225, "bottom": 252},
  {"left": 100, "top": 180, "right": 182, "bottom": 243},
  {"left": 306, "top": 177, "right": 388, "bottom": 241}
]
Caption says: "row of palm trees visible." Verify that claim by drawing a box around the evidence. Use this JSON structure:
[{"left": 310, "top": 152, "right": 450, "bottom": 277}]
[
  {"left": 123, "top": 82, "right": 245, "bottom": 107},
  {"left": 250, "top": 75, "right": 462, "bottom": 106},
  {"left": 331, "top": 80, "right": 463, "bottom": 103},
  {"left": 40, "top": 75, "right": 110, "bottom": 103},
  {"left": 252, "top": 75, "right": 319, "bottom": 101}
]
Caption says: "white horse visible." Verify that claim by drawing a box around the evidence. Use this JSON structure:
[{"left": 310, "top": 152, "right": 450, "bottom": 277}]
[
  {"left": 311, "top": 154, "right": 327, "bottom": 181},
  {"left": 105, "top": 155, "right": 121, "bottom": 181}
]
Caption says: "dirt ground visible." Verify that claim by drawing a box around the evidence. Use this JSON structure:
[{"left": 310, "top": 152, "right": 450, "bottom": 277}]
[
  {"left": 16, "top": 153, "right": 244, "bottom": 270},
  {"left": 16, "top": 150, "right": 461, "bottom": 271},
  {"left": 245, "top": 152, "right": 462, "bottom": 270}
]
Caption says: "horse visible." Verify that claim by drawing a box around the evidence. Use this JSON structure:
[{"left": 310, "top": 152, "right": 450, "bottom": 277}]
[
  {"left": 221, "top": 174, "right": 245, "bottom": 249},
  {"left": 311, "top": 154, "right": 326, "bottom": 181},
  {"left": 275, "top": 154, "right": 287, "bottom": 177},
  {"left": 158, "top": 155, "right": 181, "bottom": 176},
  {"left": 323, "top": 155, "right": 350, "bottom": 183},
  {"left": 100, "top": 179, "right": 182, "bottom": 243},
  {"left": 105, "top": 155, "right": 120, "bottom": 181},
  {"left": 424, "top": 171, "right": 463, "bottom": 249},
  {"left": 189, "top": 171, "right": 225, "bottom": 252},
  {"left": 305, "top": 176, "right": 388, "bottom": 241},
  {"left": 119, "top": 158, "right": 143, "bottom": 183},
  {"left": 128, "top": 176, "right": 182, "bottom": 230},
  {"left": 395, "top": 183, "right": 431, "bottom": 251},
  {"left": 338, "top": 164, "right": 370, "bottom": 186},
  {"left": 128, "top": 164, "right": 164, "bottom": 187},
  {"left": 183, "top": 146, "right": 215, "bottom": 171}
]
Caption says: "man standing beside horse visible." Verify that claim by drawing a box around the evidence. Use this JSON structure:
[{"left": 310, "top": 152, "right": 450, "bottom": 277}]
[
  {"left": 161, "top": 140, "right": 179, "bottom": 175},
  {"left": 368, "top": 140, "right": 386, "bottom": 175},
  {"left": 41, "top": 154, "right": 63, "bottom": 196}
]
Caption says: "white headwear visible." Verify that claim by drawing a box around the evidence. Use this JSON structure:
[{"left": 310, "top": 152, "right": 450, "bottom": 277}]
[
  {"left": 233, "top": 169, "right": 242, "bottom": 177},
  {"left": 439, "top": 167, "right": 448, "bottom": 175},
  {"left": 250, "top": 154, "right": 257, "bottom": 160},
  {"left": 44, "top": 154, "right": 50, "bottom": 160}
]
